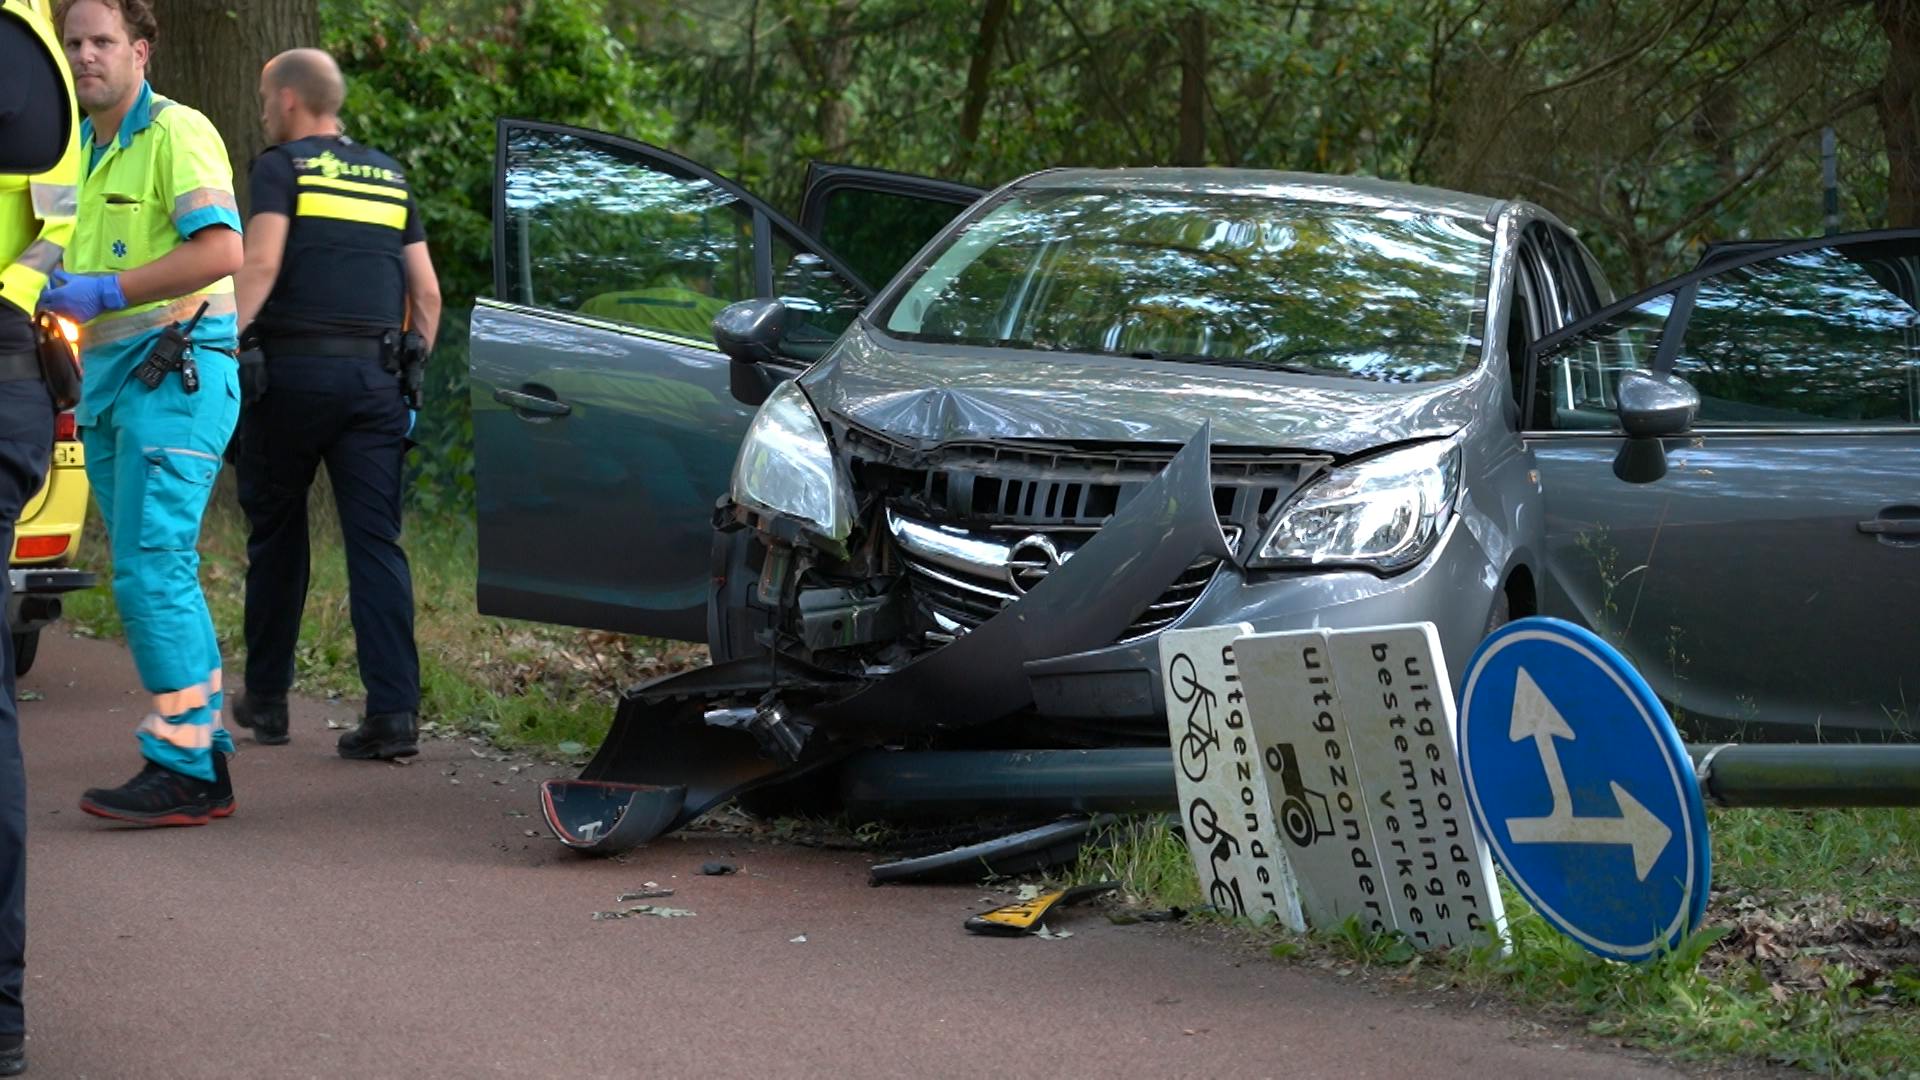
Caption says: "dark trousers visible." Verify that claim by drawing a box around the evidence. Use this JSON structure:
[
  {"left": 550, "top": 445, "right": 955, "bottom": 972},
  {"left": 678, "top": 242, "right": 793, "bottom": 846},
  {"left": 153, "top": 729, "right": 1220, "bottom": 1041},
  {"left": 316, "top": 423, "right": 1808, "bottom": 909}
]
[
  {"left": 235, "top": 353, "right": 418, "bottom": 716},
  {"left": 0, "top": 379, "right": 54, "bottom": 1038}
]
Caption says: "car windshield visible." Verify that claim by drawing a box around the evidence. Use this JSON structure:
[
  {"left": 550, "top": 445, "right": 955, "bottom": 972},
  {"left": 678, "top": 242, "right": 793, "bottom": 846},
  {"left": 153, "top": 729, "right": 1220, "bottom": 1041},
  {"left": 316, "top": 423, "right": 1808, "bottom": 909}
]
[{"left": 877, "top": 187, "right": 1495, "bottom": 383}]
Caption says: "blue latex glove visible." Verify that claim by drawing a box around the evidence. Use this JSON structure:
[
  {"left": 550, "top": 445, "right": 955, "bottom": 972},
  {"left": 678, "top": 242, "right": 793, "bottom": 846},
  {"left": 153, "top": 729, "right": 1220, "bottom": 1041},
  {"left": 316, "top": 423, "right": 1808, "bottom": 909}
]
[
  {"left": 405, "top": 409, "right": 417, "bottom": 438},
  {"left": 39, "top": 270, "right": 127, "bottom": 323}
]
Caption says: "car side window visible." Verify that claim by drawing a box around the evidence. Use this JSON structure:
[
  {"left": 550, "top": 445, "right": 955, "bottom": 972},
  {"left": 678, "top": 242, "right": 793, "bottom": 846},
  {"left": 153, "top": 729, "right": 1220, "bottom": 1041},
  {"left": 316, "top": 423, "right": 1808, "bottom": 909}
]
[
  {"left": 1538, "top": 240, "right": 1920, "bottom": 430},
  {"left": 771, "top": 228, "right": 868, "bottom": 362},
  {"left": 1506, "top": 236, "right": 1552, "bottom": 408},
  {"left": 811, "top": 186, "right": 965, "bottom": 291},
  {"left": 500, "top": 126, "right": 756, "bottom": 344}
]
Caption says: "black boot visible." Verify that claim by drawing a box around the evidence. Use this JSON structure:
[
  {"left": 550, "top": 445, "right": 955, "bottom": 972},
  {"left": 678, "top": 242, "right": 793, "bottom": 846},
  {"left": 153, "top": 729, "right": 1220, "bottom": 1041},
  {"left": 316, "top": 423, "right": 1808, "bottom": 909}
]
[
  {"left": 209, "top": 751, "right": 235, "bottom": 819},
  {"left": 0, "top": 1032, "right": 23, "bottom": 1076},
  {"left": 79, "top": 761, "right": 224, "bottom": 827},
  {"left": 232, "top": 692, "right": 289, "bottom": 746},
  {"left": 337, "top": 712, "right": 417, "bottom": 761}
]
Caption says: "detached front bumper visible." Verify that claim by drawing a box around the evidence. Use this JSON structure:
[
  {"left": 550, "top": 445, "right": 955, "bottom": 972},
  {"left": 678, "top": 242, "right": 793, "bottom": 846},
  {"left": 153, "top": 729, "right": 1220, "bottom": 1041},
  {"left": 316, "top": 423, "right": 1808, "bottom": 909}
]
[{"left": 8, "top": 567, "right": 98, "bottom": 634}]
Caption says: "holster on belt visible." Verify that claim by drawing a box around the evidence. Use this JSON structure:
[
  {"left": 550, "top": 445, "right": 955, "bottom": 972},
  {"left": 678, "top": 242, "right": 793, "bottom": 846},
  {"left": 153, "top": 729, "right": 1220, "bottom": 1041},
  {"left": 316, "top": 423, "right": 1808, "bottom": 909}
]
[
  {"left": 33, "top": 311, "right": 81, "bottom": 411},
  {"left": 237, "top": 325, "right": 268, "bottom": 406},
  {"left": 379, "top": 328, "right": 428, "bottom": 411}
]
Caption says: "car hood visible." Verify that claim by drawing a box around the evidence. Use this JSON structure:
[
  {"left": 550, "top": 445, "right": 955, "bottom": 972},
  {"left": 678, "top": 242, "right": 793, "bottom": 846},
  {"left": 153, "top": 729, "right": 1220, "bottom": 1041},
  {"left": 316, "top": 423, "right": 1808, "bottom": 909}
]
[{"left": 802, "top": 323, "right": 1479, "bottom": 457}]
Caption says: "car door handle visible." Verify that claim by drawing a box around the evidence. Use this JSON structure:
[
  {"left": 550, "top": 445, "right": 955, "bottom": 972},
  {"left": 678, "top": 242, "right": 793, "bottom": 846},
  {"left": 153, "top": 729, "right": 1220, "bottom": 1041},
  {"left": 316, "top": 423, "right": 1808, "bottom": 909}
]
[
  {"left": 493, "top": 387, "right": 571, "bottom": 418},
  {"left": 1859, "top": 519, "right": 1920, "bottom": 537}
]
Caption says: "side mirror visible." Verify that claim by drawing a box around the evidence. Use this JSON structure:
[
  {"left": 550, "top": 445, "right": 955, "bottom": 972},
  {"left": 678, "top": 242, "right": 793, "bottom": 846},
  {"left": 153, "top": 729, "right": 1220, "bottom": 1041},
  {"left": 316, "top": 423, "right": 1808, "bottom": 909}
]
[
  {"left": 1616, "top": 371, "right": 1698, "bottom": 438},
  {"left": 1612, "top": 371, "right": 1699, "bottom": 484},
  {"left": 713, "top": 299, "right": 788, "bottom": 407},
  {"left": 713, "top": 298, "right": 788, "bottom": 366}
]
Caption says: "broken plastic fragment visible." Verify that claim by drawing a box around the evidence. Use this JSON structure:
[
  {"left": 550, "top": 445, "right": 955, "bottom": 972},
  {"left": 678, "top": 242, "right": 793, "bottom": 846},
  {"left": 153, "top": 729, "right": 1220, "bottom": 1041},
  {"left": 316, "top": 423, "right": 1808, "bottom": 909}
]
[
  {"left": 964, "top": 881, "right": 1119, "bottom": 937},
  {"left": 591, "top": 904, "right": 696, "bottom": 920}
]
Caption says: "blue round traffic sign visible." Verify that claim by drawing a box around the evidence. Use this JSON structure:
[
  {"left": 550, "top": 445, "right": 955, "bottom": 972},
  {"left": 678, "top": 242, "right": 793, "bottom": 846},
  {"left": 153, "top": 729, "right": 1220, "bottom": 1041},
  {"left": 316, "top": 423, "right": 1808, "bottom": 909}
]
[{"left": 1457, "top": 617, "right": 1709, "bottom": 962}]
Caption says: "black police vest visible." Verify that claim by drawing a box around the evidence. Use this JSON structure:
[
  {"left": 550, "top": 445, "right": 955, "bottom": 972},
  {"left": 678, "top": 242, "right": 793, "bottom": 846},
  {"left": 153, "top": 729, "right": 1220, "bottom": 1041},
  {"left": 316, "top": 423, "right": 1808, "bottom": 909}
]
[{"left": 255, "top": 135, "right": 411, "bottom": 338}]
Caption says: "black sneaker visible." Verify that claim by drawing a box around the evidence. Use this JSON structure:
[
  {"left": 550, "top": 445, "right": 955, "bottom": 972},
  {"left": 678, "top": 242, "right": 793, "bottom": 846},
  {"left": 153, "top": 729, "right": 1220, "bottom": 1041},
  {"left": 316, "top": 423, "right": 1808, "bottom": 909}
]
[
  {"left": 232, "top": 692, "right": 289, "bottom": 746},
  {"left": 0, "top": 1032, "right": 22, "bottom": 1076},
  {"left": 337, "top": 712, "right": 418, "bottom": 761},
  {"left": 79, "top": 761, "right": 224, "bottom": 827},
  {"left": 209, "top": 751, "right": 235, "bottom": 820}
]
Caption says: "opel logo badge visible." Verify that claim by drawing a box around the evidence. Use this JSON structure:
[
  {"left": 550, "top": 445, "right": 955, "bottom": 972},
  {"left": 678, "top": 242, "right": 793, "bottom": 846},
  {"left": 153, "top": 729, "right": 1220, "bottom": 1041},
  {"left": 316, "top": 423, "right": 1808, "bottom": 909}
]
[{"left": 1005, "top": 534, "right": 1065, "bottom": 594}]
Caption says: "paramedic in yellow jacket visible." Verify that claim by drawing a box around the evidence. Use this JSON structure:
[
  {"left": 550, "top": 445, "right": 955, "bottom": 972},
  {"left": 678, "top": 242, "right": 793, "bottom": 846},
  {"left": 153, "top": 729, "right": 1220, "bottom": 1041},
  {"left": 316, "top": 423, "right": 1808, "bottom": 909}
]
[{"left": 40, "top": 0, "right": 242, "bottom": 826}]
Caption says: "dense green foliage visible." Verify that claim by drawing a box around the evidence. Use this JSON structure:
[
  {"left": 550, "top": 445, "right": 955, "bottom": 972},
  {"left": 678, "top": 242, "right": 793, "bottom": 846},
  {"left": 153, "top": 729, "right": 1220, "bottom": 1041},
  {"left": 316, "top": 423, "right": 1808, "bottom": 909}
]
[{"left": 315, "top": 0, "right": 1903, "bottom": 509}]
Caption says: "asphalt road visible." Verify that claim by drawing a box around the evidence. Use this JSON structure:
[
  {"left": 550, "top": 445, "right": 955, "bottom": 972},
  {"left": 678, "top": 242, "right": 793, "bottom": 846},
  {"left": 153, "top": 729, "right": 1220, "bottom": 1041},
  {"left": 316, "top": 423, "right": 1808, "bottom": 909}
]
[{"left": 11, "top": 631, "right": 1701, "bottom": 1079}]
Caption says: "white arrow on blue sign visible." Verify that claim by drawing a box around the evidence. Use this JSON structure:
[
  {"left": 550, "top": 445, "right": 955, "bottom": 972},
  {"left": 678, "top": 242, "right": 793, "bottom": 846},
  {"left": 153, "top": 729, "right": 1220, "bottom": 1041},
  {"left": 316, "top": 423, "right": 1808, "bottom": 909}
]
[{"left": 1457, "top": 617, "right": 1709, "bottom": 962}]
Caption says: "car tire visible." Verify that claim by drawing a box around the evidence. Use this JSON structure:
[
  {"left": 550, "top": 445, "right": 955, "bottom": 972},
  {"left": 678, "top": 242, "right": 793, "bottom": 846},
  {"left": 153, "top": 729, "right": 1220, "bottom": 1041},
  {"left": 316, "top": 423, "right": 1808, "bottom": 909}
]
[
  {"left": 1484, "top": 588, "right": 1511, "bottom": 636},
  {"left": 12, "top": 630, "right": 38, "bottom": 678}
]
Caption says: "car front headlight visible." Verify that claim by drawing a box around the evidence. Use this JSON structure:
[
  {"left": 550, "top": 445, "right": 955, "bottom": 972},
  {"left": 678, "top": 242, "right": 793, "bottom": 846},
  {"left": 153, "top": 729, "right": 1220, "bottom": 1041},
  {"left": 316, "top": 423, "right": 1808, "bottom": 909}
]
[
  {"left": 730, "top": 380, "right": 853, "bottom": 544},
  {"left": 1252, "top": 439, "right": 1461, "bottom": 572}
]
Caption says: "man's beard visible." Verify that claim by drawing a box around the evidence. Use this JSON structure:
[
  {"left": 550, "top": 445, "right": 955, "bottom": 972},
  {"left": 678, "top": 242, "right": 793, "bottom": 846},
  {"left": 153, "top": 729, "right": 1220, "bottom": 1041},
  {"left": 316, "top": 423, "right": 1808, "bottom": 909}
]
[{"left": 75, "top": 76, "right": 129, "bottom": 116}]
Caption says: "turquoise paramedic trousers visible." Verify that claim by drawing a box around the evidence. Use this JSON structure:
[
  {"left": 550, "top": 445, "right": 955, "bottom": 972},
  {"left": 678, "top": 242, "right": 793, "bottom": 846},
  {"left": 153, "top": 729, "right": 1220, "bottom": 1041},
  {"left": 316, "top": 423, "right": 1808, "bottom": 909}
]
[{"left": 82, "top": 356, "right": 240, "bottom": 781}]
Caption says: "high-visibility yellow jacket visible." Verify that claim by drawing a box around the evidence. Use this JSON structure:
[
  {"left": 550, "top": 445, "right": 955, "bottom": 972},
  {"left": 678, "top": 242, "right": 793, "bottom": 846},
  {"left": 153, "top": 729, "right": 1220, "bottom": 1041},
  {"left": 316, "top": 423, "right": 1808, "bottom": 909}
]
[{"left": 0, "top": 0, "right": 80, "bottom": 320}]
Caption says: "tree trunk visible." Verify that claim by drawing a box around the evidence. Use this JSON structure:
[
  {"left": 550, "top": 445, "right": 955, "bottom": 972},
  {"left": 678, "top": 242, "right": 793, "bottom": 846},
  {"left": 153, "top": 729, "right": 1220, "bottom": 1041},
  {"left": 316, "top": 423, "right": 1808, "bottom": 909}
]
[
  {"left": 957, "top": 0, "right": 1012, "bottom": 156},
  {"left": 1176, "top": 8, "right": 1207, "bottom": 166},
  {"left": 781, "top": 0, "right": 860, "bottom": 156},
  {"left": 148, "top": 0, "right": 319, "bottom": 214},
  {"left": 1878, "top": 0, "right": 1920, "bottom": 226}
]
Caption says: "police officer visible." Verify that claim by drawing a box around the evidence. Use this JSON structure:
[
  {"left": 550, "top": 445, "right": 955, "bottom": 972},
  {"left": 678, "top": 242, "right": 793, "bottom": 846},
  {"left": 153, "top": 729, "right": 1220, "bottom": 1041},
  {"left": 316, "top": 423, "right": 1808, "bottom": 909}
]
[
  {"left": 230, "top": 48, "right": 440, "bottom": 760},
  {"left": 41, "top": 0, "right": 241, "bottom": 825},
  {"left": 0, "top": 0, "right": 76, "bottom": 1067}
]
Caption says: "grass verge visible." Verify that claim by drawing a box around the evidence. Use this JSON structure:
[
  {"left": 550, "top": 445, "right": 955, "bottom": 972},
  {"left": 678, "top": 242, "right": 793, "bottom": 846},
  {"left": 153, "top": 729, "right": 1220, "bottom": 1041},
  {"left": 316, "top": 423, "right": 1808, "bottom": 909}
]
[
  {"left": 63, "top": 475, "right": 700, "bottom": 754},
  {"left": 1061, "top": 807, "right": 1920, "bottom": 1077}
]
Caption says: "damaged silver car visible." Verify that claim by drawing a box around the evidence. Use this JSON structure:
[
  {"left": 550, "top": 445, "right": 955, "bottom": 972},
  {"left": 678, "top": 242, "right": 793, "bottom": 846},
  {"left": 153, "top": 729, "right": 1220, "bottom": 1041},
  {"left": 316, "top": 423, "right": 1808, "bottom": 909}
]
[{"left": 471, "top": 121, "right": 1920, "bottom": 850}]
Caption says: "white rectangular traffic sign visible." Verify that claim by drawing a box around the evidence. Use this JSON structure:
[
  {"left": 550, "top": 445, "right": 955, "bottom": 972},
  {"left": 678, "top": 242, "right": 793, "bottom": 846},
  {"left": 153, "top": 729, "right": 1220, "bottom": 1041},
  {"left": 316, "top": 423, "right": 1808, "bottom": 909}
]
[
  {"left": 1232, "top": 629, "right": 1394, "bottom": 937},
  {"left": 1327, "top": 624, "right": 1506, "bottom": 952},
  {"left": 1158, "top": 625, "right": 1305, "bottom": 931}
]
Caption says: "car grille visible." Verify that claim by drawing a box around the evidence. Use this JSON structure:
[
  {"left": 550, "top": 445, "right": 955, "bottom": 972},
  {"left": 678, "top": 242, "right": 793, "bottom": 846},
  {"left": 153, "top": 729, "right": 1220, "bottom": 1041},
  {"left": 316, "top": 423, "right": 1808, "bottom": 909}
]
[
  {"left": 854, "top": 438, "right": 1327, "bottom": 646},
  {"left": 902, "top": 531, "right": 1228, "bottom": 644}
]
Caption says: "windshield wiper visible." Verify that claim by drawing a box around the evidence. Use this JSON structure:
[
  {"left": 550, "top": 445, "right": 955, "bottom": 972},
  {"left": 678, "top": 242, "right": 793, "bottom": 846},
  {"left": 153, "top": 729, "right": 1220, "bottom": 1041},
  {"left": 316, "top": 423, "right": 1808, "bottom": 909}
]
[{"left": 1125, "top": 350, "right": 1328, "bottom": 376}]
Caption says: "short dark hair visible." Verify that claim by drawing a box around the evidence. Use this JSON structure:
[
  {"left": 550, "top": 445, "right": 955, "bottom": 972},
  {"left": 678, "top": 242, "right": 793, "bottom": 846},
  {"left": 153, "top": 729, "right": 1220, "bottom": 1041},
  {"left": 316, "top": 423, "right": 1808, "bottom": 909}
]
[{"left": 55, "top": 0, "right": 159, "bottom": 47}]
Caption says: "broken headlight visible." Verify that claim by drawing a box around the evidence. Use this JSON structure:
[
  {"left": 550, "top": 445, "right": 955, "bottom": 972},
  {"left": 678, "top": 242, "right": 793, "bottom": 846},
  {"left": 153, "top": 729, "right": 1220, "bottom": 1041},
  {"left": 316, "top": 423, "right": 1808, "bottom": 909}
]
[
  {"left": 730, "top": 380, "right": 853, "bottom": 544},
  {"left": 1252, "top": 438, "right": 1460, "bottom": 572}
]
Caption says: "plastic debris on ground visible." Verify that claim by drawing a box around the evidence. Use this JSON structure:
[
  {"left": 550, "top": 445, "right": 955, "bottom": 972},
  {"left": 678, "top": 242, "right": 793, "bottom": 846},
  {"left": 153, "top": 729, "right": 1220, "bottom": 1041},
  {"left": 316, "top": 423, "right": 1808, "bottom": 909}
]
[
  {"left": 964, "top": 881, "right": 1119, "bottom": 937},
  {"left": 591, "top": 904, "right": 696, "bottom": 921}
]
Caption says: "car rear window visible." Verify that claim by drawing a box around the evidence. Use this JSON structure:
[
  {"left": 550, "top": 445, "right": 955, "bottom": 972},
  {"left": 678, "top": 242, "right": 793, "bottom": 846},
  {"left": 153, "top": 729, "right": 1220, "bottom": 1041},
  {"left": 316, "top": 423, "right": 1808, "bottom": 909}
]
[{"left": 878, "top": 187, "right": 1494, "bottom": 383}]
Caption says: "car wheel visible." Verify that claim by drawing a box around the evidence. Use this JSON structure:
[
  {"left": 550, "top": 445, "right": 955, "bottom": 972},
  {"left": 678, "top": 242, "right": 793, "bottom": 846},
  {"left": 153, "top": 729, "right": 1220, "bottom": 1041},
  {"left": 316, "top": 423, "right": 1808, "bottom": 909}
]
[
  {"left": 12, "top": 631, "right": 38, "bottom": 678},
  {"left": 1484, "top": 588, "right": 1511, "bottom": 636}
]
